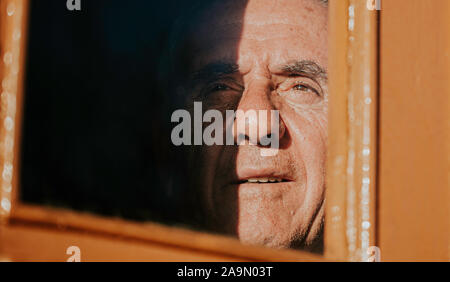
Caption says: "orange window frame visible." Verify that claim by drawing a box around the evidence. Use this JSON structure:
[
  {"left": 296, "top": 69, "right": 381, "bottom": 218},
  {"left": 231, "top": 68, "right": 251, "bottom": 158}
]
[{"left": 2, "top": 0, "right": 447, "bottom": 262}]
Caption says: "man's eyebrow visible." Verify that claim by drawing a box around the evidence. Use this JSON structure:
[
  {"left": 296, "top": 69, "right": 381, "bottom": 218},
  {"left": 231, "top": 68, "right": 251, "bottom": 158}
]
[
  {"left": 191, "top": 62, "right": 240, "bottom": 82},
  {"left": 279, "top": 60, "right": 328, "bottom": 81}
]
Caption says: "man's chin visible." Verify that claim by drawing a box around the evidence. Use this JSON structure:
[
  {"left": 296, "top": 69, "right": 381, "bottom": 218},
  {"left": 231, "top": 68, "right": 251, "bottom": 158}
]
[
  {"left": 236, "top": 221, "right": 300, "bottom": 249},
  {"left": 237, "top": 223, "right": 323, "bottom": 252},
  {"left": 239, "top": 237, "right": 291, "bottom": 249}
]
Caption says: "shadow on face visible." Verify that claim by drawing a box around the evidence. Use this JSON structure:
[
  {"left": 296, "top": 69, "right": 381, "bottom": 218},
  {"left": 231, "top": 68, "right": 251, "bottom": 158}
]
[{"left": 171, "top": 0, "right": 328, "bottom": 253}]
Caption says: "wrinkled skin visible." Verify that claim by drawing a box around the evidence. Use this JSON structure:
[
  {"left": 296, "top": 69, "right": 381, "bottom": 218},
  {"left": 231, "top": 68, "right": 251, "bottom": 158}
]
[{"left": 180, "top": 0, "right": 328, "bottom": 250}]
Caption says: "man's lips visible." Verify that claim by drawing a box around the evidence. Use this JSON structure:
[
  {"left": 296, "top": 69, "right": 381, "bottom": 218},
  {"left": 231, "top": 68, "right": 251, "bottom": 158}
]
[
  {"left": 230, "top": 167, "right": 294, "bottom": 185},
  {"left": 237, "top": 177, "right": 287, "bottom": 184}
]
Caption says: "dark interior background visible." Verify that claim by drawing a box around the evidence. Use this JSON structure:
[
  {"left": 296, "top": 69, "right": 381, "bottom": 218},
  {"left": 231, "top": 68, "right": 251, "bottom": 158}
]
[{"left": 20, "top": 0, "right": 196, "bottom": 224}]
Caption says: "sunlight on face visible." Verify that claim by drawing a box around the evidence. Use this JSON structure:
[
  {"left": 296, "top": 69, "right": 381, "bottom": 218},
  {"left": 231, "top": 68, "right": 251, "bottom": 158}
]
[{"left": 183, "top": 0, "right": 328, "bottom": 251}]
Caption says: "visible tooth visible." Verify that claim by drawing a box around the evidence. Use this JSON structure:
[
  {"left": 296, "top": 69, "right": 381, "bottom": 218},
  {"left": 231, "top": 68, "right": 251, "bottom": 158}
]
[{"left": 247, "top": 178, "right": 284, "bottom": 183}]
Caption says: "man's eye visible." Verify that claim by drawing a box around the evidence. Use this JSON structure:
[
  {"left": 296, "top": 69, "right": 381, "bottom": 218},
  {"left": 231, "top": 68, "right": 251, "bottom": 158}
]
[
  {"left": 210, "top": 83, "right": 231, "bottom": 92},
  {"left": 293, "top": 84, "right": 319, "bottom": 96}
]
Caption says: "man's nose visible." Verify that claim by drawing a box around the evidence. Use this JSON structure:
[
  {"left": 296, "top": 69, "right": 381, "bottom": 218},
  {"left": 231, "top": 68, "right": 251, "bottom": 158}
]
[{"left": 233, "top": 81, "right": 286, "bottom": 146}]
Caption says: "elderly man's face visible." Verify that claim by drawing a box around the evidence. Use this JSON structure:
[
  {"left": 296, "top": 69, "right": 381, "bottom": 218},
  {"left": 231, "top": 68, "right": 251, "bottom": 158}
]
[{"left": 182, "top": 0, "right": 328, "bottom": 249}]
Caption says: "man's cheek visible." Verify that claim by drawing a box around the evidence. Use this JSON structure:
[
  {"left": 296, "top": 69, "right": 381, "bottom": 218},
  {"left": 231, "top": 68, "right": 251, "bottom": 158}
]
[
  {"left": 294, "top": 109, "right": 328, "bottom": 151},
  {"left": 283, "top": 109, "right": 327, "bottom": 184},
  {"left": 315, "top": 111, "right": 328, "bottom": 144},
  {"left": 281, "top": 107, "right": 323, "bottom": 146}
]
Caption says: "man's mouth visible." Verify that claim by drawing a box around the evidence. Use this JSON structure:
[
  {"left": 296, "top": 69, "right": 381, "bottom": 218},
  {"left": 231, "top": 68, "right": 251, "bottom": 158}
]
[
  {"left": 228, "top": 167, "right": 295, "bottom": 186},
  {"left": 238, "top": 177, "right": 289, "bottom": 184}
]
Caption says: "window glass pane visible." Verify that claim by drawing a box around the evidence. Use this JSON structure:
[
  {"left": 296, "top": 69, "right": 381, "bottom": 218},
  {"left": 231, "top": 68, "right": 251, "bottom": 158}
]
[{"left": 20, "top": 0, "right": 328, "bottom": 254}]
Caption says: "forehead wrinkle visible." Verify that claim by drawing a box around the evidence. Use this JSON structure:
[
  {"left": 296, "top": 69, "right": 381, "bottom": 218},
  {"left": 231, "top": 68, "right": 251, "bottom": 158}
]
[
  {"left": 194, "top": 0, "right": 327, "bottom": 38},
  {"left": 242, "top": 11, "right": 326, "bottom": 28},
  {"left": 243, "top": 0, "right": 327, "bottom": 23},
  {"left": 182, "top": 0, "right": 327, "bottom": 83},
  {"left": 191, "top": 61, "right": 240, "bottom": 82},
  {"left": 238, "top": 18, "right": 327, "bottom": 41}
]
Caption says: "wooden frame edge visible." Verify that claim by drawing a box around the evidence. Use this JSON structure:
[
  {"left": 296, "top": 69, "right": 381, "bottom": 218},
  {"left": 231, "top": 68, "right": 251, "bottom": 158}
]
[
  {"left": 0, "top": 0, "right": 380, "bottom": 262},
  {"left": 325, "top": 0, "right": 379, "bottom": 262},
  {"left": 7, "top": 203, "right": 330, "bottom": 262},
  {"left": 0, "top": 0, "right": 28, "bottom": 222}
]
